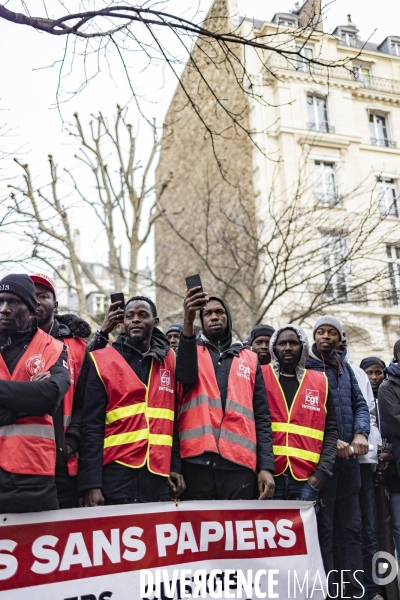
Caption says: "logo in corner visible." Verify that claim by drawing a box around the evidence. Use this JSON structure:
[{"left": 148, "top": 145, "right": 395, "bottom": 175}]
[
  {"left": 160, "top": 369, "right": 171, "bottom": 388},
  {"left": 26, "top": 354, "right": 46, "bottom": 380},
  {"left": 305, "top": 389, "right": 319, "bottom": 406}
]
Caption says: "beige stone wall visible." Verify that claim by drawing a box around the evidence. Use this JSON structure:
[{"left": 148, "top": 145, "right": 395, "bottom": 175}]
[{"left": 155, "top": 0, "right": 257, "bottom": 338}]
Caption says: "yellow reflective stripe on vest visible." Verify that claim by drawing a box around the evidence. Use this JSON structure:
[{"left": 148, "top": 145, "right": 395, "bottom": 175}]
[
  {"left": 147, "top": 407, "right": 174, "bottom": 421},
  {"left": 105, "top": 403, "right": 146, "bottom": 424},
  {"left": 273, "top": 445, "right": 320, "bottom": 463},
  {"left": 149, "top": 433, "right": 173, "bottom": 446},
  {"left": 271, "top": 422, "right": 324, "bottom": 441},
  {"left": 104, "top": 428, "right": 148, "bottom": 448}
]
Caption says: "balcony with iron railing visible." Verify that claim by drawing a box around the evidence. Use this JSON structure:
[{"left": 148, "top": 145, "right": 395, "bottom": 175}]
[
  {"left": 308, "top": 122, "right": 335, "bottom": 134},
  {"left": 370, "top": 137, "right": 397, "bottom": 148},
  {"left": 263, "top": 55, "right": 400, "bottom": 96}
]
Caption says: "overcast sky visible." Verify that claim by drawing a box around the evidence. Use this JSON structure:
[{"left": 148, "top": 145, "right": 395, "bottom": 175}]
[{"left": 0, "top": 0, "right": 399, "bottom": 272}]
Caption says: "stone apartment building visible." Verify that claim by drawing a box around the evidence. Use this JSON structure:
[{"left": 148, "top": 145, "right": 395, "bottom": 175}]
[{"left": 155, "top": 0, "right": 400, "bottom": 361}]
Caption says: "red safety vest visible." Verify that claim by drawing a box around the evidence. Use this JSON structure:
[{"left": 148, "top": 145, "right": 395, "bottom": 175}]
[
  {"left": 0, "top": 328, "right": 64, "bottom": 476},
  {"left": 91, "top": 347, "right": 176, "bottom": 477},
  {"left": 179, "top": 346, "right": 258, "bottom": 471},
  {"left": 61, "top": 336, "right": 87, "bottom": 476},
  {"left": 262, "top": 364, "right": 328, "bottom": 480}
]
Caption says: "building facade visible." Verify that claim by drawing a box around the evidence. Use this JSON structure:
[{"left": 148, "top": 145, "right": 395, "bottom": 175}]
[{"left": 156, "top": 0, "right": 400, "bottom": 362}]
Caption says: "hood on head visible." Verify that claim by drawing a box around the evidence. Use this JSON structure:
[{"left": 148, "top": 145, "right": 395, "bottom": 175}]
[
  {"left": 200, "top": 296, "right": 232, "bottom": 341},
  {"left": 56, "top": 313, "right": 91, "bottom": 339},
  {"left": 269, "top": 324, "right": 309, "bottom": 375}
]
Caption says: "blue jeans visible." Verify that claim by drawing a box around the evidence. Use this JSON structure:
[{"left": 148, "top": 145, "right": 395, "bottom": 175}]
[
  {"left": 272, "top": 473, "right": 320, "bottom": 502},
  {"left": 390, "top": 492, "right": 400, "bottom": 565}
]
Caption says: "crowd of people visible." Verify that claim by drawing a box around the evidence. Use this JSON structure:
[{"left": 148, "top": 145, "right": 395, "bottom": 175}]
[{"left": 0, "top": 272, "right": 399, "bottom": 600}]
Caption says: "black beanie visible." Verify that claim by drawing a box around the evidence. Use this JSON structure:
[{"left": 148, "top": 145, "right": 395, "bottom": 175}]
[
  {"left": 250, "top": 324, "right": 275, "bottom": 345},
  {"left": 360, "top": 356, "right": 386, "bottom": 371},
  {"left": 0, "top": 274, "right": 38, "bottom": 314},
  {"left": 166, "top": 323, "right": 183, "bottom": 335}
]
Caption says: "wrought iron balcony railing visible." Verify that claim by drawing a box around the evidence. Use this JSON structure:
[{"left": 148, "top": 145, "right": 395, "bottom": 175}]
[
  {"left": 370, "top": 137, "right": 397, "bottom": 148},
  {"left": 308, "top": 122, "right": 335, "bottom": 134}
]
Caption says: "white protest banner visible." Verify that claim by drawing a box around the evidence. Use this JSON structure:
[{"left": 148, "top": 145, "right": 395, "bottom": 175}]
[{"left": 0, "top": 500, "right": 327, "bottom": 599}]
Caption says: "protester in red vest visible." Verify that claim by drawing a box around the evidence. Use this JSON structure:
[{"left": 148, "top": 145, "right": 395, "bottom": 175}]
[
  {"left": 30, "top": 274, "right": 91, "bottom": 508},
  {"left": 0, "top": 274, "right": 70, "bottom": 512},
  {"left": 177, "top": 288, "right": 275, "bottom": 500},
  {"left": 262, "top": 325, "right": 337, "bottom": 501},
  {"left": 78, "top": 296, "right": 184, "bottom": 506}
]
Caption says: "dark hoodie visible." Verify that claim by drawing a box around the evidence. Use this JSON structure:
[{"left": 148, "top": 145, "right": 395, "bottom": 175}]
[
  {"left": 78, "top": 327, "right": 180, "bottom": 493},
  {"left": 177, "top": 296, "right": 275, "bottom": 473}
]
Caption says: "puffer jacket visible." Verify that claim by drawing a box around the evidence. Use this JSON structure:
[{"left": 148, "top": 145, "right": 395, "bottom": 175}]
[
  {"left": 379, "top": 366, "right": 400, "bottom": 480},
  {"left": 306, "top": 347, "right": 370, "bottom": 444}
]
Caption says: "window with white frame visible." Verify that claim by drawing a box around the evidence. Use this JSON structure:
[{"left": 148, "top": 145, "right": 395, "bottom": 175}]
[
  {"left": 321, "top": 233, "right": 351, "bottom": 301},
  {"left": 391, "top": 41, "right": 400, "bottom": 56},
  {"left": 377, "top": 178, "right": 400, "bottom": 217},
  {"left": 295, "top": 45, "right": 313, "bottom": 72},
  {"left": 314, "top": 162, "right": 338, "bottom": 205},
  {"left": 307, "top": 95, "right": 333, "bottom": 133},
  {"left": 341, "top": 31, "right": 357, "bottom": 47},
  {"left": 369, "top": 113, "right": 394, "bottom": 147},
  {"left": 387, "top": 245, "right": 400, "bottom": 306},
  {"left": 354, "top": 65, "right": 373, "bottom": 89}
]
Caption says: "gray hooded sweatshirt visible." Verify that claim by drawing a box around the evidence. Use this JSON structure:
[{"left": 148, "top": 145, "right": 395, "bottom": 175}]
[{"left": 268, "top": 324, "right": 338, "bottom": 484}]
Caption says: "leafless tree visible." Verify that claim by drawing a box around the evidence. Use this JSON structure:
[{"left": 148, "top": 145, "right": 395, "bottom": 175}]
[
  {"left": 0, "top": 0, "right": 363, "bottom": 169},
  {"left": 6, "top": 107, "right": 167, "bottom": 317},
  {"left": 155, "top": 156, "right": 397, "bottom": 339}
]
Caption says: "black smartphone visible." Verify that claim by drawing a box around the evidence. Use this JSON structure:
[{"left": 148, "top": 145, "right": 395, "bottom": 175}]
[
  {"left": 185, "top": 274, "right": 206, "bottom": 307},
  {"left": 110, "top": 292, "right": 125, "bottom": 310}
]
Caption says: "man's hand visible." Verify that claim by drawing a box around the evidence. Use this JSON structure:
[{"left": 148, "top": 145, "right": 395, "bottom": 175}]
[
  {"left": 83, "top": 488, "right": 105, "bottom": 507},
  {"left": 337, "top": 439, "right": 351, "bottom": 458},
  {"left": 351, "top": 434, "right": 369, "bottom": 457},
  {"left": 182, "top": 287, "right": 208, "bottom": 337},
  {"left": 258, "top": 470, "right": 275, "bottom": 499},
  {"left": 66, "top": 445, "right": 75, "bottom": 458},
  {"left": 168, "top": 472, "right": 186, "bottom": 497},
  {"left": 377, "top": 451, "right": 391, "bottom": 471},
  {"left": 100, "top": 301, "right": 125, "bottom": 335},
  {"left": 31, "top": 371, "right": 51, "bottom": 382},
  {"left": 308, "top": 475, "right": 323, "bottom": 491}
]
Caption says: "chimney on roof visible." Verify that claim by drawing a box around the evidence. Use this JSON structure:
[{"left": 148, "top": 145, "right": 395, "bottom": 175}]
[{"left": 297, "top": 0, "right": 323, "bottom": 32}]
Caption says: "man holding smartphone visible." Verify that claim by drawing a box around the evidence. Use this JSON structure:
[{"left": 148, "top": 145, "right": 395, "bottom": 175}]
[
  {"left": 177, "top": 286, "right": 275, "bottom": 500},
  {"left": 79, "top": 295, "right": 184, "bottom": 506}
]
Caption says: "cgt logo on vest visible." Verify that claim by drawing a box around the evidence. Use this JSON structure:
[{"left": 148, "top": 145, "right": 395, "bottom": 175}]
[
  {"left": 26, "top": 354, "right": 46, "bottom": 380},
  {"left": 237, "top": 359, "right": 251, "bottom": 381},
  {"left": 302, "top": 389, "right": 320, "bottom": 412},
  {"left": 159, "top": 369, "right": 173, "bottom": 393}
]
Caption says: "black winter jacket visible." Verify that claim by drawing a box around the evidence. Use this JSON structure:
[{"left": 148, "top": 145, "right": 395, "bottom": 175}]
[
  {"left": 379, "top": 370, "right": 400, "bottom": 481},
  {"left": 78, "top": 328, "right": 181, "bottom": 493}
]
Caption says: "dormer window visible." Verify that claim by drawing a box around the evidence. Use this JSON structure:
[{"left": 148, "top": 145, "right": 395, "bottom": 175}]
[
  {"left": 279, "top": 17, "right": 297, "bottom": 27},
  {"left": 272, "top": 13, "right": 299, "bottom": 28},
  {"left": 341, "top": 31, "right": 357, "bottom": 47},
  {"left": 391, "top": 41, "right": 400, "bottom": 56}
]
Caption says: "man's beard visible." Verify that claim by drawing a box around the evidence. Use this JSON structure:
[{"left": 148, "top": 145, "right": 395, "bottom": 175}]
[
  {"left": 36, "top": 311, "right": 53, "bottom": 328},
  {"left": 279, "top": 357, "right": 298, "bottom": 372},
  {"left": 127, "top": 330, "right": 148, "bottom": 345}
]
